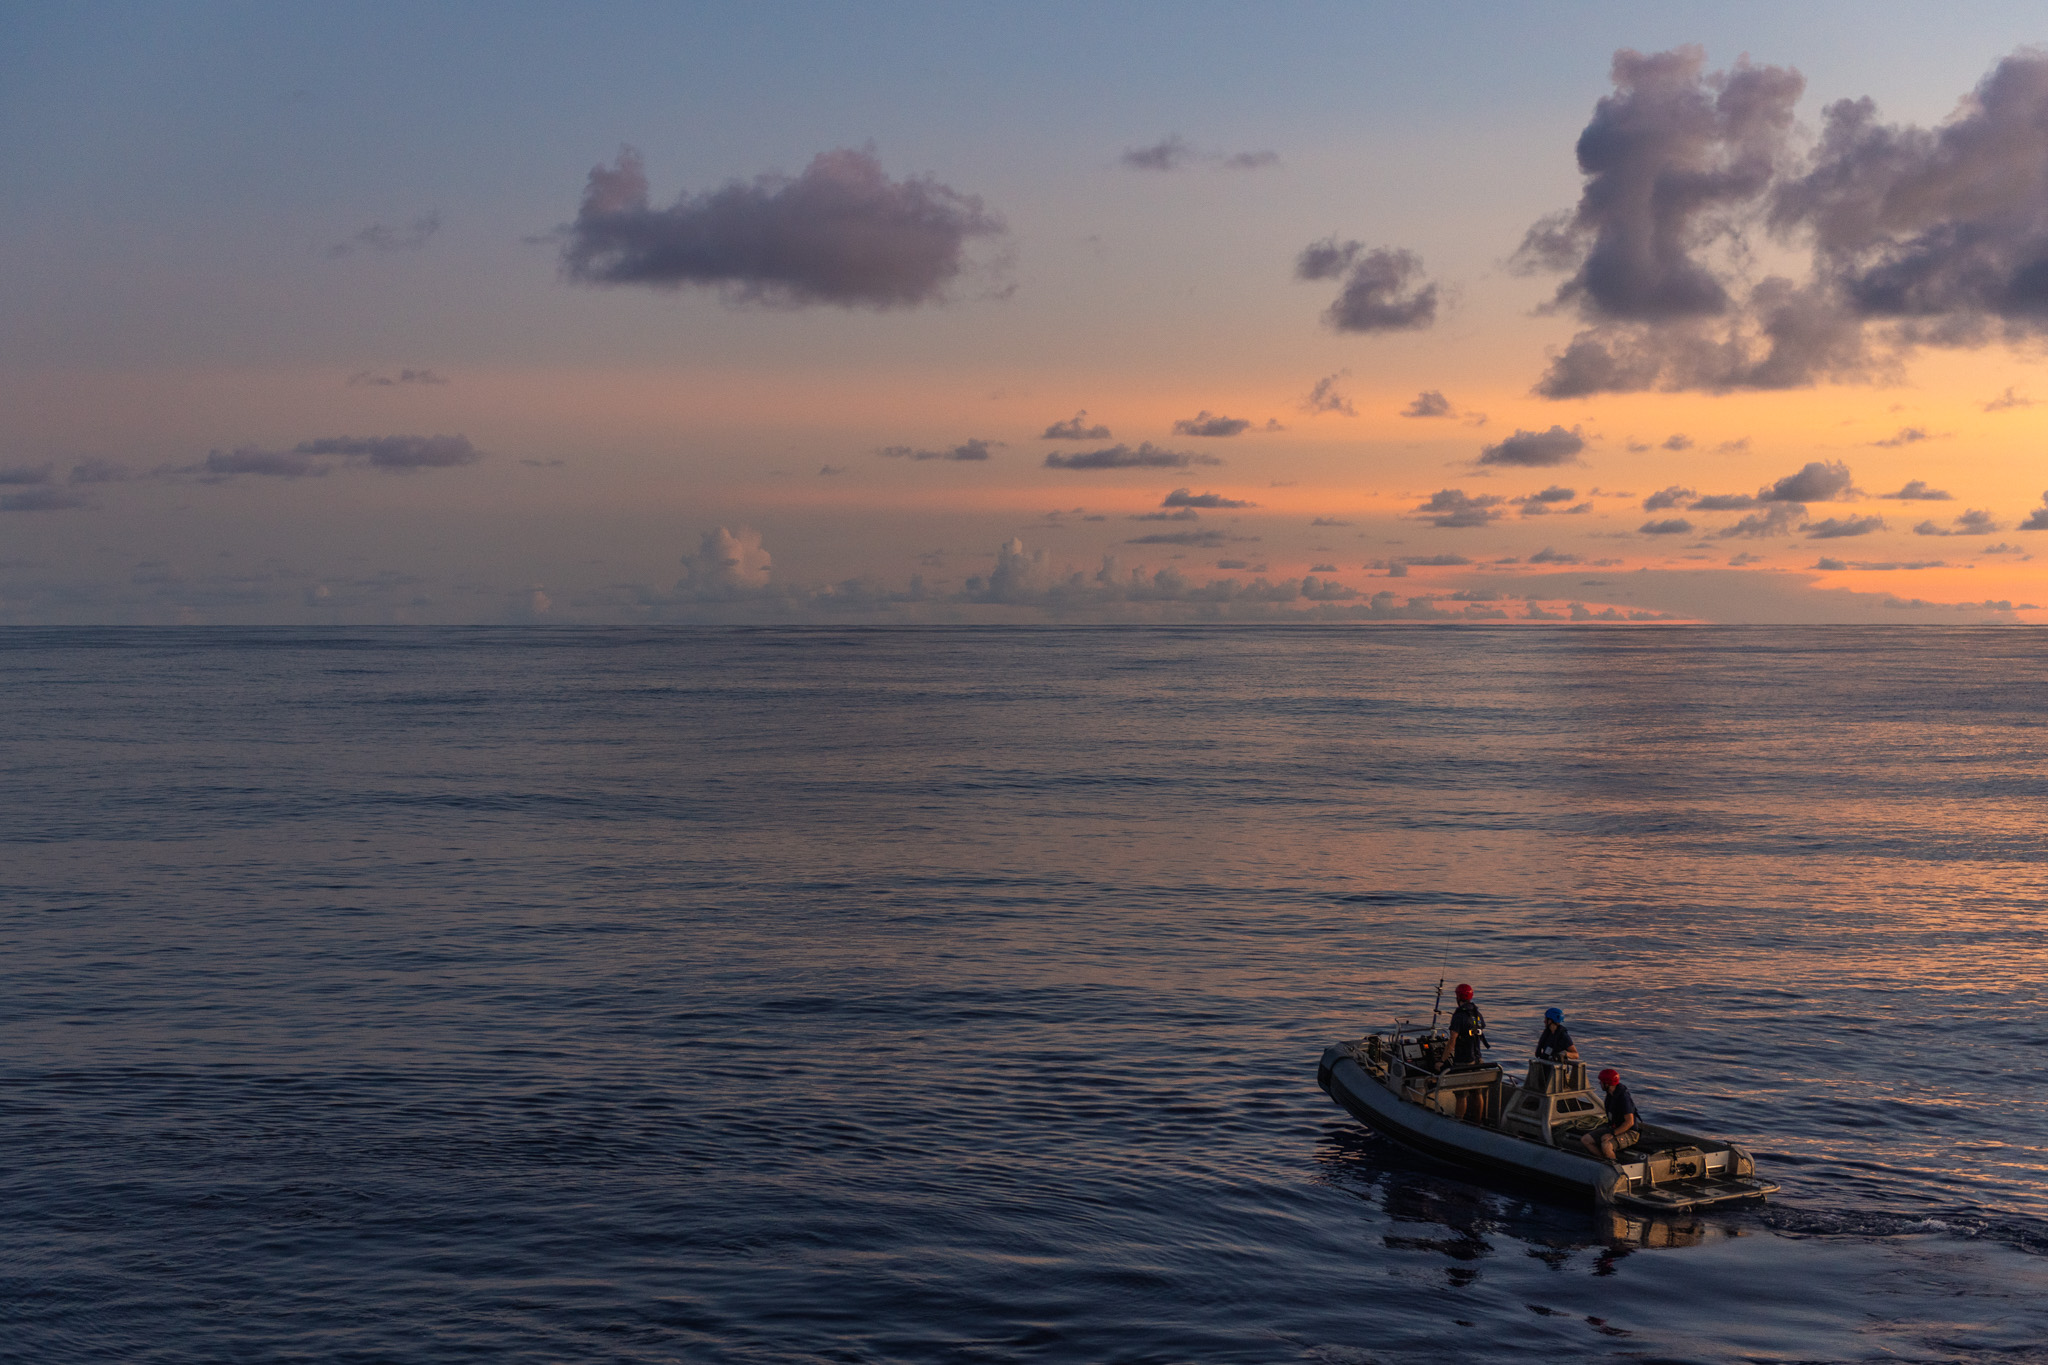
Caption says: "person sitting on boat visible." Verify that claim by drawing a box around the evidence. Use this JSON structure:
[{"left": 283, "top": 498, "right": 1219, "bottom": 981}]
[
  {"left": 1446, "top": 984, "right": 1488, "bottom": 1119},
  {"left": 1581, "top": 1067, "right": 1640, "bottom": 1161},
  {"left": 1533, "top": 1007, "right": 1578, "bottom": 1062}
]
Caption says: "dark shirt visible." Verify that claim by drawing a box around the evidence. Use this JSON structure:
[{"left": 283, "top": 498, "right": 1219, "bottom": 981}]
[
  {"left": 1604, "top": 1082, "right": 1639, "bottom": 1129},
  {"left": 1448, "top": 1002, "right": 1487, "bottom": 1065},
  {"left": 1535, "top": 1022, "right": 1575, "bottom": 1059}
]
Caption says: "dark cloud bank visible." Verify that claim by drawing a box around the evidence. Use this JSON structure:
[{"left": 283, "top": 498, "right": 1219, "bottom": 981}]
[
  {"left": 561, "top": 147, "right": 1003, "bottom": 308},
  {"left": 1522, "top": 46, "right": 2048, "bottom": 395}
]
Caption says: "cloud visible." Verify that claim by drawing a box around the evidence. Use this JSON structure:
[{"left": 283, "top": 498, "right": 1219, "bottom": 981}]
[
  {"left": 1400, "top": 554, "right": 1474, "bottom": 567},
  {"left": 1880, "top": 480, "right": 1951, "bottom": 500},
  {"left": 1171, "top": 411, "right": 1253, "bottom": 437},
  {"left": 206, "top": 446, "right": 326, "bottom": 478},
  {"left": 1162, "top": 488, "right": 1254, "bottom": 508},
  {"left": 1295, "top": 239, "right": 1439, "bottom": 332},
  {"left": 1804, "top": 514, "right": 1886, "bottom": 538},
  {"left": 1303, "top": 373, "right": 1356, "bottom": 415},
  {"left": 1402, "top": 390, "right": 1452, "bottom": 417},
  {"left": 1528, "top": 547, "right": 1582, "bottom": 564},
  {"left": 1478, "top": 425, "right": 1585, "bottom": 467},
  {"left": 1661, "top": 433, "right": 1694, "bottom": 451},
  {"left": 1126, "top": 529, "right": 1230, "bottom": 546},
  {"left": 1692, "top": 492, "right": 1759, "bottom": 510},
  {"left": 678, "top": 526, "right": 772, "bottom": 597},
  {"left": 295, "top": 435, "right": 482, "bottom": 469},
  {"left": 2019, "top": 492, "right": 2048, "bottom": 530},
  {"left": 0, "top": 463, "right": 53, "bottom": 486},
  {"left": 1640, "top": 517, "right": 1696, "bottom": 535},
  {"left": 1914, "top": 509, "right": 2000, "bottom": 535},
  {"left": 1814, "top": 558, "right": 1946, "bottom": 571},
  {"left": 1643, "top": 485, "right": 1695, "bottom": 510},
  {"left": 68, "top": 458, "right": 132, "bottom": 484},
  {"left": 818, "top": 464, "right": 848, "bottom": 476},
  {"left": 1121, "top": 136, "right": 1281, "bottom": 172},
  {"left": 1043, "top": 411, "right": 1111, "bottom": 440},
  {"left": 1763, "top": 460, "right": 1855, "bottom": 502},
  {"left": 879, "top": 437, "right": 1000, "bottom": 462},
  {"left": 347, "top": 368, "right": 448, "bottom": 387},
  {"left": 560, "top": 146, "right": 1003, "bottom": 309},
  {"left": 1528, "top": 50, "right": 2048, "bottom": 396},
  {"left": 1130, "top": 508, "right": 1200, "bottom": 522},
  {"left": 1413, "top": 489, "right": 1505, "bottom": 527},
  {"left": 1872, "top": 427, "right": 1930, "bottom": 446},
  {"left": 1310, "top": 516, "right": 1351, "bottom": 526},
  {"left": 1717, "top": 503, "right": 1807, "bottom": 538},
  {"left": 328, "top": 212, "right": 440, "bottom": 258},
  {"left": 0, "top": 488, "right": 88, "bottom": 511},
  {"left": 1984, "top": 387, "right": 2032, "bottom": 411},
  {"left": 1044, "top": 443, "right": 1219, "bottom": 470}
]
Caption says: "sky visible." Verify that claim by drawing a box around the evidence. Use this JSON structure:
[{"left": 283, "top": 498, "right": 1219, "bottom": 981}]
[{"left": 6, "top": 1, "right": 2048, "bottom": 624}]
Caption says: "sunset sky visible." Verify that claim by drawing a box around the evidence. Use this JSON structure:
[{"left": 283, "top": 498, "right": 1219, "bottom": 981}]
[{"left": 7, "top": 1, "right": 2048, "bottom": 623}]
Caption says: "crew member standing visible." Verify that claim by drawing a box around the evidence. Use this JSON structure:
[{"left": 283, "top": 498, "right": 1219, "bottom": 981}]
[
  {"left": 1533, "top": 1007, "right": 1578, "bottom": 1062},
  {"left": 1446, "top": 983, "right": 1488, "bottom": 1120}
]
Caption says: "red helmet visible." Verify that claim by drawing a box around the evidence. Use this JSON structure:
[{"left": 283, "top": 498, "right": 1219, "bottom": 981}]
[
  {"left": 1598, "top": 1068, "right": 1620, "bottom": 1088},
  {"left": 1454, "top": 983, "right": 1473, "bottom": 1001}
]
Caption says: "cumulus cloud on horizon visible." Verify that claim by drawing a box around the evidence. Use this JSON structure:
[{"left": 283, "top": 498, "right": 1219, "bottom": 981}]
[{"left": 560, "top": 147, "right": 1004, "bottom": 309}]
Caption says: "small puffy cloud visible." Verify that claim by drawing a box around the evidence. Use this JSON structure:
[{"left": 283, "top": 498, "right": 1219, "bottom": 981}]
[
  {"left": 328, "top": 212, "right": 440, "bottom": 258},
  {"left": 1172, "top": 411, "right": 1252, "bottom": 437},
  {"left": 879, "top": 437, "right": 1000, "bottom": 462},
  {"left": 1662, "top": 433, "right": 1694, "bottom": 451},
  {"left": 1399, "top": 554, "right": 1474, "bottom": 566},
  {"left": 818, "top": 464, "right": 848, "bottom": 476},
  {"left": 1162, "top": 488, "right": 1254, "bottom": 508},
  {"left": 1692, "top": 492, "right": 1759, "bottom": 510},
  {"left": 1403, "top": 390, "right": 1452, "bottom": 417},
  {"left": 2018, "top": 492, "right": 2048, "bottom": 530},
  {"left": 1717, "top": 503, "right": 1807, "bottom": 538},
  {"left": 1295, "top": 239, "right": 1439, "bottom": 332},
  {"left": 1640, "top": 517, "right": 1696, "bottom": 535},
  {"left": 1643, "top": 485, "right": 1695, "bottom": 510},
  {"left": 1310, "top": 562, "right": 1339, "bottom": 572},
  {"left": 1762, "top": 460, "right": 1854, "bottom": 502},
  {"left": 1303, "top": 373, "right": 1356, "bottom": 415},
  {"left": 1414, "top": 489, "right": 1505, "bottom": 527},
  {"left": 0, "top": 462, "right": 54, "bottom": 485},
  {"left": 1479, "top": 425, "right": 1585, "bottom": 467},
  {"left": 1130, "top": 508, "right": 1200, "bottom": 522},
  {"left": 1814, "top": 558, "right": 1947, "bottom": 571},
  {"left": 1804, "top": 514, "right": 1886, "bottom": 538},
  {"left": 561, "top": 147, "right": 1003, "bottom": 309},
  {"left": 0, "top": 487, "right": 88, "bottom": 511},
  {"left": 296, "top": 434, "right": 481, "bottom": 470},
  {"left": 1985, "top": 387, "right": 2032, "bottom": 411},
  {"left": 1982, "top": 542, "right": 2028, "bottom": 554},
  {"left": 1880, "top": 480, "right": 1951, "bottom": 501},
  {"left": 1043, "top": 411, "right": 1112, "bottom": 440},
  {"left": 348, "top": 368, "right": 448, "bottom": 387},
  {"left": 1872, "top": 427, "right": 1931, "bottom": 447},
  {"left": 1528, "top": 547, "right": 1582, "bottom": 564},
  {"left": 1120, "top": 136, "right": 1281, "bottom": 172},
  {"left": 1044, "top": 443, "right": 1219, "bottom": 470},
  {"left": 1915, "top": 510, "right": 2002, "bottom": 536},
  {"left": 1310, "top": 516, "right": 1351, "bottom": 526},
  {"left": 678, "top": 525, "right": 772, "bottom": 597}
]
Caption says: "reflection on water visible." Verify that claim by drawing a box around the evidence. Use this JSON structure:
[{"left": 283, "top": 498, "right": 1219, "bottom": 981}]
[{"left": 6, "top": 625, "right": 2048, "bottom": 1362}]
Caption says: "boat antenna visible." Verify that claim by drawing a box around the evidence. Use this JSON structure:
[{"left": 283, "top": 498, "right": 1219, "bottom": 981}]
[{"left": 1430, "top": 977, "right": 1445, "bottom": 1033}]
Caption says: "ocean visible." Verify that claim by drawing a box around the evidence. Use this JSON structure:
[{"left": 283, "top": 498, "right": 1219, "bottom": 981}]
[{"left": 5, "top": 625, "right": 2046, "bottom": 1363}]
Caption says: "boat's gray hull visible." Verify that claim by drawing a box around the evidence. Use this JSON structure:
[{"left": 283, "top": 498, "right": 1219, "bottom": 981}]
[{"left": 1319, "top": 1044, "right": 1627, "bottom": 1203}]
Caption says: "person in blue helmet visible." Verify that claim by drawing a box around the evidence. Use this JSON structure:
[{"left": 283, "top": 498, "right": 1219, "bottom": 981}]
[{"left": 1533, "top": 1007, "right": 1578, "bottom": 1062}]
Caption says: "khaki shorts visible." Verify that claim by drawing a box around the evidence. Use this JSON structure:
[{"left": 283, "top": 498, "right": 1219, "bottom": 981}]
[{"left": 1589, "top": 1124, "right": 1639, "bottom": 1150}]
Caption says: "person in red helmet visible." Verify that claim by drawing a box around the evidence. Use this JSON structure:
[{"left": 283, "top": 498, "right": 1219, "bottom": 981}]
[
  {"left": 1581, "top": 1067, "right": 1640, "bottom": 1161},
  {"left": 1445, "top": 983, "right": 1488, "bottom": 1120}
]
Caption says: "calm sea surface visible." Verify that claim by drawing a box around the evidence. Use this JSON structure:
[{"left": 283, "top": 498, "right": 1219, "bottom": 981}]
[{"left": 5, "top": 626, "right": 2048, "bottom": 1363}]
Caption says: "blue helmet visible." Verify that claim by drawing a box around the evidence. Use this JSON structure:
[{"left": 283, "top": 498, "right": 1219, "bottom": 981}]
[{"left": 1544, "top": 1007, "right": 1564, "bottom": 1023}]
